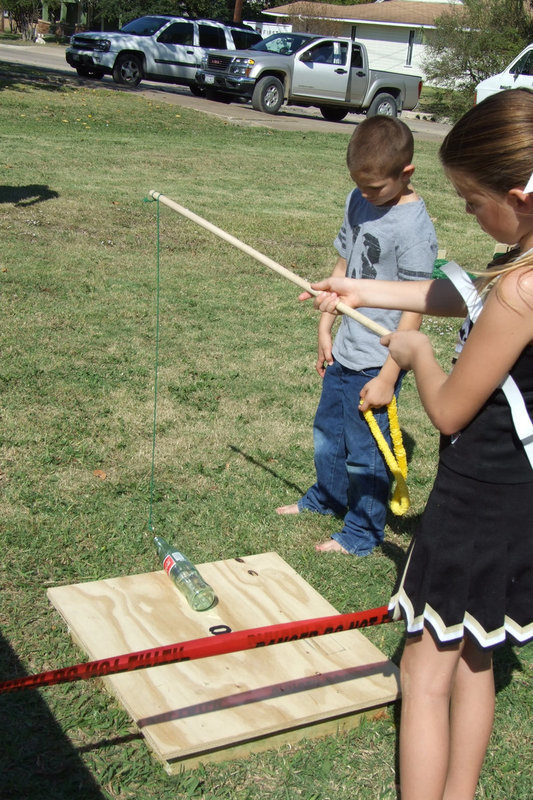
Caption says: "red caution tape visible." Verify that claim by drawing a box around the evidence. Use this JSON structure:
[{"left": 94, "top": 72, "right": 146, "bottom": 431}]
[{"left": 0, "top": 605, "right": 393, "bottom": 693}]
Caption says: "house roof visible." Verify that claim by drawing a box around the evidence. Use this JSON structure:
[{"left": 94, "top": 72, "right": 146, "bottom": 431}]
[{"left": 263, "top": 0, "right": 466, "bottom": 28}]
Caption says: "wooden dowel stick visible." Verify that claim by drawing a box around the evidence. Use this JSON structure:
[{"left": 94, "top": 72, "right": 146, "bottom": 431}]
[{"left": 149, "top": 191, "right": 390, "bottom": 338}]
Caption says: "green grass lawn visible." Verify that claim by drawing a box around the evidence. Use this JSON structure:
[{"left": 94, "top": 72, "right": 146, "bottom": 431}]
[{"left": 0, "top": 63, "right": 531, "bottom": 799}]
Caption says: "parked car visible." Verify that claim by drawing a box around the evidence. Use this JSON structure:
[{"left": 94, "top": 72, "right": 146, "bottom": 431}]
[
  {"left": 475, "top": 43, "right": 533, "bottom": 103},
  {"left": 195, "top": 32, "right": 422, "bottom": 120},
  {"left": 65, "top": 15, "right": 262, "bottom": 93}
]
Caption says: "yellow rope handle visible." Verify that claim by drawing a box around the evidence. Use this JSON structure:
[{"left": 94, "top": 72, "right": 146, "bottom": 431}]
[{"left": 362, "top": 396, "right": 410, "bottom": 516}]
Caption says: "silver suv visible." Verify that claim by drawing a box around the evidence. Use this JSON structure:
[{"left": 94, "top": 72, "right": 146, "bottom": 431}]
[{"left": 65, "top": 15, "right": 262, "bottom": 93}]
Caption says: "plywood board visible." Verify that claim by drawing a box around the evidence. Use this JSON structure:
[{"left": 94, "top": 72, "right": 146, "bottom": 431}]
[{"left": 48, "top": 552, "right": 399, "bottom": 772}]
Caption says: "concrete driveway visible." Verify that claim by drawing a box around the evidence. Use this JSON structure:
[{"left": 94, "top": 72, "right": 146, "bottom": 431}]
[
  {"left": 140, "top": 81, "right": 451, "bottom": 140},
  {"left": 0, "top": 41, "right": 451, "bottom": 140}
]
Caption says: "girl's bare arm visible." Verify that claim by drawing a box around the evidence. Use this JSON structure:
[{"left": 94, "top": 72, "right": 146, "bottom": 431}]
[
  {"left": 385, "top": 269, "right": 533, "bottom": 434},
  {"left": 300, "top": 276, "right": 467, "bottom": 318}
]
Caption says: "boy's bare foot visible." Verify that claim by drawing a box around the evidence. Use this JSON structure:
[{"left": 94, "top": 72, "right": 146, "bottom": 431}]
[
  {"left": 276, "top": 504, "right": 300, "bottom": 515},
  {"left": 315, "top": 539, "right": 349, "bottom": 554}
]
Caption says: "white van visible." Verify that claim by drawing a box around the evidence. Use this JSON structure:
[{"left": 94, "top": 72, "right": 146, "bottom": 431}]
[{"left": 475, "top": 44, "right": 533, "bottom": 103}]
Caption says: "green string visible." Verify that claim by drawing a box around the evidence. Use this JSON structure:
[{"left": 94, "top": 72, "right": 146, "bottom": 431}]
[{"left": 147, "top": 195, "right": 160, "bottom": 533}]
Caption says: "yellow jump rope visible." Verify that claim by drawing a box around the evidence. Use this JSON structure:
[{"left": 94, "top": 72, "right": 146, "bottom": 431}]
[{"left": 361, "top": 396, "right": 410, "bottom": 516}]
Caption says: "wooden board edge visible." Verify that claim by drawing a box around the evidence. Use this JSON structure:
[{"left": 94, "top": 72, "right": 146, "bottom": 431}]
[{"left": 159, "top": 702, "right": 396, "bottom": 774}]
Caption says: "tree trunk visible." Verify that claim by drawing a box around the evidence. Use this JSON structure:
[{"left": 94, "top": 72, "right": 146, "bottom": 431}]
[{"left": 233, "top": 0, "right": 243, "bottom": 23}]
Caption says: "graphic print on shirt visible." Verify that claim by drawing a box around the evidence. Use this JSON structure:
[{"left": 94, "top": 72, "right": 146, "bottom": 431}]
[
  {"left": 349, "top": 226, "right": 381, "bottom": 279},
  {"left": 361, "top": 233, "right": 381, "bottom": 279},
  {"left": 348, "top": 224, "right": 361, "bottom": 277}
]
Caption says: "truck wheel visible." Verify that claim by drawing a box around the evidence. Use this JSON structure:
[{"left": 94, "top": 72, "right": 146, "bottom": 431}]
[
  {"left": 76, "top": 66, "right": 104, "bottom": 80},
  {"left": 112, "top": 54, "right": 143, "bottom": 87},
  {"left": 319, "top": 106, "right": 348, "bottom": 122},
  {"left": 367, "top": 93, "right": 398, "bottom": 117},
  {"left": 252, "top": 76, "right": 284, "bottom": 114}
]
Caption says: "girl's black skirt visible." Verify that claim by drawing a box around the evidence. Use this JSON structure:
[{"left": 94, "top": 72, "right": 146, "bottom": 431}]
[{"left": 389, "top": 462, "right": 533, "bottom": 649}]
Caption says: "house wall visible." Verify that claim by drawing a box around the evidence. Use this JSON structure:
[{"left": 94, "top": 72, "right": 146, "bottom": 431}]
[
  {"left": 335, "top": 21, "right": 428, "bottom": 77},
  {"left": 41, "top": 1, "right": 86, "bottom": 29}
]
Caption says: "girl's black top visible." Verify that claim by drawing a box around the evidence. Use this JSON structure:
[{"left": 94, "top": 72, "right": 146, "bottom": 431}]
[{"left": 440, "top": 342, "right": 533, "bottom": 484}]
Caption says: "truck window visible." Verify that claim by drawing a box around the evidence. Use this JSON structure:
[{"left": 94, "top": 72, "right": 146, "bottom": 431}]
[
  {"left": 305, "top": 41, "right": 347, "bottom": 65},
  {"left": 307, "top": 43, "right": 334, "bottom": 63},
  {"left": 511, "top": 50, "right": 533, "bottom": 76},
  {"left": 332, "top": 41, "right": 348, "bottom": 66},
  {"left": 157, "top": 22, "right": 194, "bottom": 46},
  {"left": 256, "top": 34, "right": 312, "bottom": 55},
  {"left": 198, "top": 24, "right": 227, "bottom": 49},
  {"left": 351, "top": 46, "right": 363, "bottom": 68}
]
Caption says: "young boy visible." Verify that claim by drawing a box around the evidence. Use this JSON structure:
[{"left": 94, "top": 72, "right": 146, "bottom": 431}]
[{"left": 277, "top": 116, "right": 438, "bottom": 555}]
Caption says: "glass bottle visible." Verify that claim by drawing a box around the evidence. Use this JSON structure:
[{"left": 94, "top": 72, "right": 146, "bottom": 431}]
[{"left": 153, "top": 535, "right": 217, "bottom": 611}]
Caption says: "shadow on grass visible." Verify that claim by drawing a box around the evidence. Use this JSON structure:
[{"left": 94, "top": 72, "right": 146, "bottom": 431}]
[
  {"left": 0, "top": 632, "right": 106, "bottom": 799},
  {"left": 0, "top": 61, "right": 76, "bottom": 94},
  {"left": 0, "top": 184, "right": 59, "bottom": 206},
  {"left": 381, "top": 539, "right": 410, "bottom": 578},
  {"left": 229, "top": 444, "right": 305, "bottom": 497},
  {"left": 493, "top": 642, "right": 525, "bottom": 694}
]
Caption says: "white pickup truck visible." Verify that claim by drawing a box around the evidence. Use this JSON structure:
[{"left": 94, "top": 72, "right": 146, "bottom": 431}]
[
  {"left": 475, "top": 44, "right": 533, "bottom": 103},
  {"left": 195, "top": 32, "right": 422, "bottom": 121}
]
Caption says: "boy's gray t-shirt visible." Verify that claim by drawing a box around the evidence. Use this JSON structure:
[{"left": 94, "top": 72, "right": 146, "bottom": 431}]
[{"left": 333, "top": 188, "right": 437, "bottom": 371}]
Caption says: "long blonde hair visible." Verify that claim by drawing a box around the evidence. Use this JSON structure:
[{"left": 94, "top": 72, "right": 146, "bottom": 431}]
[
  {"left": 439, "top": 89, "right": 533, "bottom": 295},
  {"left": 476, "top": 249, "right": 533, "bottom": 303}
]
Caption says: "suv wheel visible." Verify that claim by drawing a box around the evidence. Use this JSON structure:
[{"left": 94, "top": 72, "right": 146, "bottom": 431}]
[
  {"left": 251, "top": 76, "right": 284, "bottom": 114},
  {"left": 112, "top": 53, "right": 143, "bottom": 87}
]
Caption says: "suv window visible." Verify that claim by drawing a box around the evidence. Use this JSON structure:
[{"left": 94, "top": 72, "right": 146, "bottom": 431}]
[
  {"left": 231, "top": 29, "right": 262, "bottom": 49},
  {"left": 121, "top": 16, "right": 169, "bottom": 36},
  {"left": 198, "top": 24, "right": 227, "bottom": 49},
  {"left": 512, "top": 50, "right": 533, "bottom": 76},
  {"left": 157, "top": 21, "right": 194, "bottom": 46}
]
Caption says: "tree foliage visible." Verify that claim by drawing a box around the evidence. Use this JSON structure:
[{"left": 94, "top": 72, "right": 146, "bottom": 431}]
[
  {"left": 423, "top": 0, "right": 533, "bottom": 119},
  {"left": 3, "top": 0, "right": 40, "bottom": 39},
  {"left": 82, "top": 0, "right": 277, "bottom": 27}
]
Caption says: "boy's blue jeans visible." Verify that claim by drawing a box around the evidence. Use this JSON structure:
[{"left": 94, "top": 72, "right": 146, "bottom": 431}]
[{"left": 298, "top": 360, "right": 401, "bottom": 555}]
